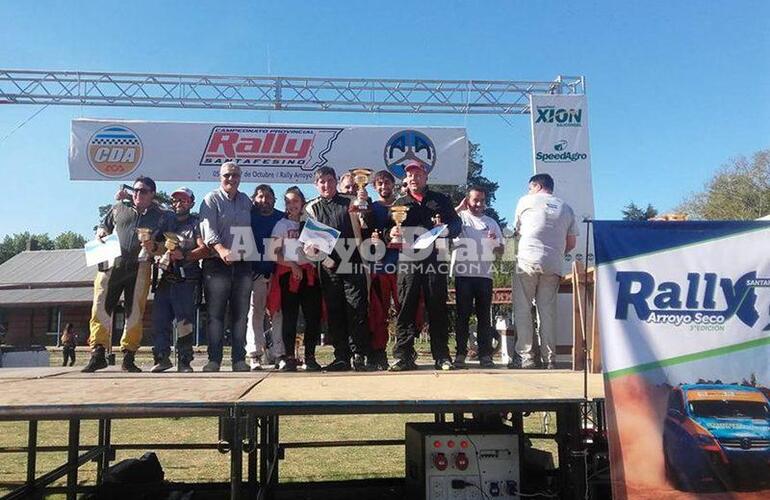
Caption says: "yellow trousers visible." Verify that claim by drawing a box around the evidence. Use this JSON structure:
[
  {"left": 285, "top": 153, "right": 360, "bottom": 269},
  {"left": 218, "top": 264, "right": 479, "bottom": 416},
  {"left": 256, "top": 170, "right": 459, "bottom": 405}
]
[{"left": 88, "top": 262, "right": 152, "bottom": 352}]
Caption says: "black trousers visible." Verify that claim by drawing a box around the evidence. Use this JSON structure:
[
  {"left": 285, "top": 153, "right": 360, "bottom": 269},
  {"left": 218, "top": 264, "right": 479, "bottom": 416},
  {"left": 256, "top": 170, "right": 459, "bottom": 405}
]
[
  {"left": 394, "top": 268, "right": 450, "bottom": 362},
  {"left": 280, "top": 272, "right": 322, "bottom": 360},
  {"left": 319, "top": 268, "right": 370, "bottom": 360},
  {"left": 455, "top": 276, "right": 494, "bottom": 358},
  {"left": 62, "top": 346, "right": 76, "bottom": 366}
]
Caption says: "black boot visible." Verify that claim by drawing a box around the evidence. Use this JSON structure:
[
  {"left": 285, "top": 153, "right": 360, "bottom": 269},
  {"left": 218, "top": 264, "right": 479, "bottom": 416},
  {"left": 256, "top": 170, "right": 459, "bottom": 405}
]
[
  {"left": 81, "top": 345, "right": 108, "bottom": 373},
  {"left": 352, "top": 353, "right": 368, "bottom": 372},
  {"left": 178, "top": 352, "right": 194, "bottom": 373},
  {"left": 151, "top": 354, "right": 173, "bottom": 373},
  {"left": 121, "top": 351, "right": 142, "bottom": 373}
]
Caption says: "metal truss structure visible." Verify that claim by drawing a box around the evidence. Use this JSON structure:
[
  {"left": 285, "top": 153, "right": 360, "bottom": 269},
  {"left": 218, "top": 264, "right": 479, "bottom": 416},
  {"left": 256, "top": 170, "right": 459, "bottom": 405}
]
[{"left": 0, "top": 69, "right": 584, "bottom": 114}]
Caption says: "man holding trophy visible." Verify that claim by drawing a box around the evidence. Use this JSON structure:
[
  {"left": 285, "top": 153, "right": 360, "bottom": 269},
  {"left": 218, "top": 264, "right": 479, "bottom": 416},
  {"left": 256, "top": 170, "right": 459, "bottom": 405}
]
[
  {"left": 367, "top": 169, "right": 401, "bottom": 370},
  {"left": 83, "top": 176, "right": 167, "bottom": 373},
  {"left": 150, "top": 187, "right": 208, "bottom": 373},
  {"left": 387, "top": 160, "right": 462, "bottom": 371},
  {"left": 305, "top": 166, "right": 373, "bottom": 371}
]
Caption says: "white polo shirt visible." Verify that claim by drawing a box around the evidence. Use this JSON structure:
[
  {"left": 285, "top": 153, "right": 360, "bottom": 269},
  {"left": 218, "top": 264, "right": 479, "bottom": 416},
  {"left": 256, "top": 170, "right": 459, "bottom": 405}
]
[{"left": 514, "top": 193, "right": 578, "bottom": 275}]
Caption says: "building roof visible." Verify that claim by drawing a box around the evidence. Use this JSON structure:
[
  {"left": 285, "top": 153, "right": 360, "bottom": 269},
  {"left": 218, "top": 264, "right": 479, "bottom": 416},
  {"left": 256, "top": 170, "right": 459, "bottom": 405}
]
[
  {"left": 0, "top": 287, "right": 94, "bottom": 306},
  {"left": 0, "top": 249, "right": 95, "bottom": 307},
  {"left": 0, "top": 249, "right": 94, "bottom": 288},
  {"left": 0, "top": 250, "right": 163, "bottom": 307}
]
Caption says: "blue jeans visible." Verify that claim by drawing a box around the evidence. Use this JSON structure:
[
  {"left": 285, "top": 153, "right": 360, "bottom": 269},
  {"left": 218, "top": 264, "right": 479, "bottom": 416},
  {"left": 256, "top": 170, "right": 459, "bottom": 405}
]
[
  {"left": 203, "top": 259, "right": 252, "bottom": 364},
  {"left": 151, "top": 280, "right": 198, "bottom": 363}
]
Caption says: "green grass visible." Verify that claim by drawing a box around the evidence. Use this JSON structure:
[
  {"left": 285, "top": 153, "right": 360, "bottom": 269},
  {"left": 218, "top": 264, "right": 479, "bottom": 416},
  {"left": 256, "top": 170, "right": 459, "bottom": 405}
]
[{"left": 0, "top": 412, "right": 557, "bottom": 497}]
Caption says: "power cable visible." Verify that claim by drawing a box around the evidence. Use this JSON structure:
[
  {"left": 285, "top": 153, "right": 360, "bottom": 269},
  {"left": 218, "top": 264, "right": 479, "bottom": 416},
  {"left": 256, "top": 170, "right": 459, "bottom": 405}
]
[{"left": 0, "top": 104, "right": 50, "bottom": 146}]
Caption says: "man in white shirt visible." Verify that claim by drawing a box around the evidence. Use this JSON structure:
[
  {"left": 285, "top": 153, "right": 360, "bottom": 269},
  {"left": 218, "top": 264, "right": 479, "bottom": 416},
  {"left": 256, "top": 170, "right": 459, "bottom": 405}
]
[
  {"left": 451, "top": 186, "right": 504, "bottom": 369},
  {"left": 512, "top": 174, "right": 578, "bottom": 369}
]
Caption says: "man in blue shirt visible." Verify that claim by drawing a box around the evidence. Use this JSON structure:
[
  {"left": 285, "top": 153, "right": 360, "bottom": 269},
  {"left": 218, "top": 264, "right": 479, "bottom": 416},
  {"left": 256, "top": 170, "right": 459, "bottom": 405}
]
[
  {"left": 247, "top": 184, "right": 285, "bottom": 370},
  {"left": 151, "top": 187, "right": 208, "bottom": 373},
  {"left": 199, "top": 162, "right": 254, "bottom": 372}
]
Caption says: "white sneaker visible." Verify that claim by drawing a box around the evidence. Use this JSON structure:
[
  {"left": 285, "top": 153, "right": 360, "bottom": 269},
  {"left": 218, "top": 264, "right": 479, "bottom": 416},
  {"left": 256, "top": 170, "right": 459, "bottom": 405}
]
[{"left": 249, "top": 355, "right": 262, "bottom": 371}]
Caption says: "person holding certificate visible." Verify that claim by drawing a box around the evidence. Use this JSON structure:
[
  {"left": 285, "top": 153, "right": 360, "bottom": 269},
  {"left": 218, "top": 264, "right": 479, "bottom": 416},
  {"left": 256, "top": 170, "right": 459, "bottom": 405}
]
[
  {"left": 83, "top": 176, "right": 167, "bottom": 373},
  {"left": 305, "top": 166, "right": 373, "bottom": 371},
  {"left": 267, "top": 186, "right": 323, "bottom": 372},
  {"left": 387, "top": 161, "right": 462, "bottom": 371}
]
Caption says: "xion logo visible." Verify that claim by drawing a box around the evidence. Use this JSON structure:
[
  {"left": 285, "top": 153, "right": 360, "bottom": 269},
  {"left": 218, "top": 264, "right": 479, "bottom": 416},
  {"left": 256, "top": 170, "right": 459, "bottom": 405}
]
[
  {"left": 200, "top": 126, "right": 343, "bottom": 171},
  {"left": 614, "top": 271, "right": 770, "bottom": 327},
  {"left": 535, "top": 106, "right": 583, "bottom": 127}
]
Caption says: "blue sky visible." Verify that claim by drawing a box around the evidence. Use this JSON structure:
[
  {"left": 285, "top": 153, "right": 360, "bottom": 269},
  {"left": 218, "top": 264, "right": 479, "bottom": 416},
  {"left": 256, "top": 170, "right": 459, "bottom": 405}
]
[{"left": 1, "top": 0, "right": 769, "bottom": 238}]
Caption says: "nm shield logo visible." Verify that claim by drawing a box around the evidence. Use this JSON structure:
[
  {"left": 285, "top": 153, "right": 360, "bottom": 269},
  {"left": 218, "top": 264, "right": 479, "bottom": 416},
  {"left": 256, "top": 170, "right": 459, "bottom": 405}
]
[
  {"left": 383, "top": 130, "right": 436, "bottom": 178},
  {"left": 87, "top": 125, "right": 143, "bottom": 178}
]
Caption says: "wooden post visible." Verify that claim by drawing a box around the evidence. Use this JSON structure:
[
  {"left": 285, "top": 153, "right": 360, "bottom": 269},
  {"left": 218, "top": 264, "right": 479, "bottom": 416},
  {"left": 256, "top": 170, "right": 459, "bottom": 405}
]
[{"left": 571, "top": 261, "right": 586, "bottom": 370}]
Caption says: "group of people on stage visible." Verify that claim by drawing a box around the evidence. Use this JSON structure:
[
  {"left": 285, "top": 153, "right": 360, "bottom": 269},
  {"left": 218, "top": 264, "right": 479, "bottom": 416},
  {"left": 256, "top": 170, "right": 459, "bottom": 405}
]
[{"left": 82, "top": 159, "right": 577, "bottom": 374}]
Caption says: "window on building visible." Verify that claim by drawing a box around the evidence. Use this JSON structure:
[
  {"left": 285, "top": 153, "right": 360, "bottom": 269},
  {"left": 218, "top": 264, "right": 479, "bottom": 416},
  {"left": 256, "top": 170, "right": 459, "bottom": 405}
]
[
  {"left": 47, "top": 307, "right": 61, "bottom": 334},
  {"left": 0, "top": 308, "right": 7, "bottom": 342}
]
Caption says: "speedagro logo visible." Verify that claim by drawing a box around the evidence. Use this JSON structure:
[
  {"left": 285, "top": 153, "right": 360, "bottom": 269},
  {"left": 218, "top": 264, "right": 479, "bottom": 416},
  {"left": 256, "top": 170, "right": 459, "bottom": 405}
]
[
  {"left": 201, "top": 126, "right": 343, "bottom": 171},
  {"left": 535, "top": 140, "right": 588, "bottom": 163},
  {"left": 535, "top": 106, "right": 583, "bottom": 127},
  {"left": 87, "top": 125, "right": 143, "bottom": 178}
]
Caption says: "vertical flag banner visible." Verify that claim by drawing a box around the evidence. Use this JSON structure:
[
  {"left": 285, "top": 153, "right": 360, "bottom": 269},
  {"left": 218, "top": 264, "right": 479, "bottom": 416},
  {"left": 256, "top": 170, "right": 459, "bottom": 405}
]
[
  {"left": 530, "top": 94, "right": 595, "bottom": 273},
  {"left": 594, "top": 221, "right": 770, "bottom": 499}
]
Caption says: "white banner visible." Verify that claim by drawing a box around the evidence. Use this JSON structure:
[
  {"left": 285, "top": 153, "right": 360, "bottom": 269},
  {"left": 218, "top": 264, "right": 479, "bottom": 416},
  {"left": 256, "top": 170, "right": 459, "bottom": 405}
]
[
  {"left": 593, "top": 221, "right": 770, "bottom": 497},
  {"left": 69, "top": 119, "right": 468, "bottom": 184},
  {"left": 530, "top": 94, "right": 595, "bottom": 272}
]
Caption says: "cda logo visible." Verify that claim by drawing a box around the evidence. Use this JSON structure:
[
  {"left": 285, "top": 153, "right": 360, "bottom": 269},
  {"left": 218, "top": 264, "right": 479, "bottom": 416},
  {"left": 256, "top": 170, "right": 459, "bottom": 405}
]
[
  {"left": 535, "top": 106, "right": 583, "bottom": 127},
  {"left": 614, "top": 271, "right": 770, "bottom": 328},
  {"left": 87, "top": 125, "right": 143, "bottom": 178},
  {"left": 535, "top": 140, "right": 588, "bottom": 163}
]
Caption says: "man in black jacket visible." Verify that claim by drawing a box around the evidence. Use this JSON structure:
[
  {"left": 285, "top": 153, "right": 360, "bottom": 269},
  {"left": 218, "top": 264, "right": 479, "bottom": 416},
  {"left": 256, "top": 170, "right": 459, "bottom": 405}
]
[
  {"left": 305, "top": 166, "right": 373, "bottom": 371},
  {"left": 388, "top": 160, "right": 462, "bottom": 371},
  {"left": 83, "top": 176, "right": 167, "bottom": 373}
]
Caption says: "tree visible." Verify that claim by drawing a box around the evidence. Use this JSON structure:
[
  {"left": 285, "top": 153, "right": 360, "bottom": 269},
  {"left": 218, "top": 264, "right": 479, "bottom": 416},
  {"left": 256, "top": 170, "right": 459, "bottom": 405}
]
[
  {"left": 0, "top": 231, "right": 88, "bottom": 265},
  {"left": 53, "top": 231, "right": 88, "bottom": 250},
  {"left": 430, "top": 142, "right": 507, "bottom": 228},
  {"left": 676, "top": 149, "right": 770, "bottom": 220},
  {"left": 622, "top": 202, "right": 659, "bottom": 221},
  {"left": 0, "top": 232, "right": 55, "bottom": 265}
]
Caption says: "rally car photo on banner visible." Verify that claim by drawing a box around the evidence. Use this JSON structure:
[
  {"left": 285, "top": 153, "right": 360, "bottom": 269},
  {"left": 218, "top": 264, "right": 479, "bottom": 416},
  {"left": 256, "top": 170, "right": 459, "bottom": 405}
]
[{"left": 663, "top": 384, "right": 770, "bottom": 492}]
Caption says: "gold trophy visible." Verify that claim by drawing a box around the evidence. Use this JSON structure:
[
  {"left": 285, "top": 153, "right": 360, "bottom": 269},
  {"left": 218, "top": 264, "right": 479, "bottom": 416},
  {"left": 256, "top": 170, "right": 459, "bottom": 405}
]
[
  {"left": 136, "top": 228, "right": 153, "bottom": 262},
  {"left": 389, "top": 205, "right": 410, "bottom": 247},
  {"left": 350, "top": 168, "right": 373, "bottom": 210},
  {"left": 158, "top": 232, "right": 181, "bottom": 272}
]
